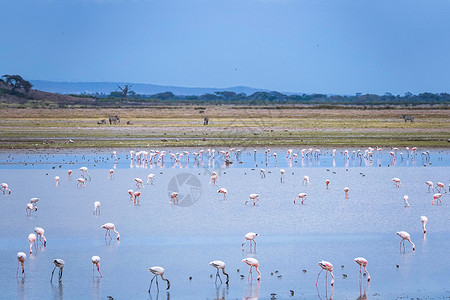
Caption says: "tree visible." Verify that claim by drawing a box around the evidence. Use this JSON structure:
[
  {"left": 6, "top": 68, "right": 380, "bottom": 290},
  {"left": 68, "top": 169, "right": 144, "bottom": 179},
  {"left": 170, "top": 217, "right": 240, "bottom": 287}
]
[
  {"left": 2, "top": 75, "right": 33, "bottom": 93},
  {"left": 116, "top": 84, "right": 133, "bottom": 98}
]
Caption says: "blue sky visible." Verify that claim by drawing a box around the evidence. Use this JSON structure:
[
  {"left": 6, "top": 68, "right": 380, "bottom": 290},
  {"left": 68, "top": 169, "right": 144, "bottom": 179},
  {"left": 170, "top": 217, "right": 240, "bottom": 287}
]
[{"left": 1, "top": 0, "right": 449, "bottom": 94}]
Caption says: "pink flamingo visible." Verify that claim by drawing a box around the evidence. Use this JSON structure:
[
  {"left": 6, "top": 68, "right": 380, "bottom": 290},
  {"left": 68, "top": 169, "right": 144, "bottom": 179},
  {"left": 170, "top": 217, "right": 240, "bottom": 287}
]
[
  {"left": 217, "top": 188, "right": 227, "bottom": 200},
  {"left": 354, "top": 257, "right": 370, "bottom": 282},
  {"left": 260, "top": 169, "right": 266, "bottom": 178},
  {"left": 286, "top": 149, "right": 293, "bottom": 158},
  {"left": 421, "top": 216, "right": 428, "bottom": 233},
  {"left": 280, "top": 169, "right": 285, "bottom": 182},
  {"left": 432, "top": 193, "right": 443, "bottom": 205},
  {"left": 26, "top": 203, "right": 38, "bottom": 216},
  {"left": 242, "top": 232, "right": 258, "bottom": 252},
  {"left": 392, "top": 178, "right": 403, "bottom": 188},
  {"left": 209, "top": 260, "right": 229, "bottom": 285},
  {"left": 389, "top": 151, "right": 396, "bottom": 162},
  {"left": 344, "top": 187, "right": 349, "bottom": 198},
  {"left": 436, "top": 182, "right": 446, "bottom": 193},
  {"left": 245, "top": 194, "right": 259, "bottom": 206},
  {"left": 303, "top": 176, "right": 311, "bottom": 186},
  {"left": 34, "top": 227, "right": 47, "bottom": 246},
  {"left": 135, "top": 178, "right": 144, "bottom": 189},
  {"left": 332, "top": 149, "right": 336, "bottom": 158},
  {"left": 55, "top": 176, "right": 60, "bottom": 187},
  {"left": 326, "top": 179, "right": 330, "bottom": 189},
  {"left": 80, "top": 166, "right": 91, "bottom": 180},
  {"left": 402, "top": 195, "right": 410, "bottom": 207},
  {"left": 397, "top": 231, "right": 415, "bottom": 252},
  {"left": 108, "top": 169, "right": 114, "bottom": 179},
  {"left": 210, "top": 172, "right": 218, "bottom": 185},
  {"left": 170, "top": 192, "right": 179, "bottom": 204},
  {"left": 93, "top": 201, "right": 101, "bottom": 215},
  {"left": 28, "top": 234, "right": 36, "bottom": 254},
  {"left": 92, "top": 256, "right": 102, "bottom": 278},
  {"left": 67, "top": 170, "right": 72, "bottom": 180},
  {"left": 128, "top": 189, "right": 133, "bottom": 201},
  {"left": 294, "top": 193, "right": 307, "bottom": 204},
  {"left": 77, "top": 178, "right": 85, "bottom": 188},
  {"left": 148, "top": 266, "right": 170, "bottom": 292},
  {"left": 315, "top": 260, "right": 334, "bottom": 286},
  {"left": 1, "top": 182, "right": 11, "bottom": 194},
  {"left": 50, "top": 259, "right": 65, "bottom": 283},
  {"left": 242, "top": 258, "right": 260, "bottom": 281},
  {"left": 425, "top": 181, "right": 433, "bottom": 192},
  {"left": 101, "top": 223, "right": 120, "bottom": 240},
  {"left": 133, "top": 191, "right": 141, "bottom": 205},
  {"left": 112, "top": 151, "right": 117, "bottom": 162},
  {"left": 16, "top": 252, "right": 26, "bottom": 277},
  {"left": 147, "top": 174, "right": 155, "bottom": 185}
]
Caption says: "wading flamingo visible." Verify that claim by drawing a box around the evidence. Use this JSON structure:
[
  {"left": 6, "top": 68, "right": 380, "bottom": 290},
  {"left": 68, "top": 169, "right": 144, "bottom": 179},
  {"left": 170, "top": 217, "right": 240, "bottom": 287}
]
[
  {"left": 112, "top": 151, "right": 117, "bottom": 162},
  {"left": 147, "top": 174, "right": 155, "bottom": 185},
  {"left": 432, "top": 193, "right": 443, "bottom": 205},
  {"left": 354, "top": 257, "right": 370, "bottom": 282},
  {"left": 26, "top": 203, "right": 38, "bottom": 216},
  {"left": 170, "top": 192, "right": 179, "bottom": 204},
  {"left": 344, "top": 187, "right": 349, "bottom": 198},
  {"left": 294, "top": 193, "right": 307, "bottom": 204},
  {"left": 315, "top": 260, "right": 334, "bottom": 287},
  {"left": 134, "top": 178, "right": 144, "bottom": 189},
  {"left": 148, "top": 266, "right": 170, "bottom": 292},
  {"left": 210, "top": 172, "right": 218, "bottom": 185},
  {"left": 55, "top": 176, "right": 59, "bottom": 187},
  {"left": 245, "top": 194, "right": 259, "bottom": 206},
  {"left": 108, "top": 169, "right": 114, "bottom": 179},
  {"left": 326, "top": 179, "right": 330, "bottom": 189},
  {"left": 77, "top": 178, "right": 85, "bottom": 188},
  {"left": 67, "top": 170, "right": 72, "bottom": 180},
  {"left": 425, "top": 181, "right": 433, "bottom": 192},
  {"left": 217, "top": 188, "right": 227, "bottom": 200},
  {"left": 128, "top": 189, "right": 133, "bottom": 201},
  {"left": 280, "top": 169, "right": 285, "bottom": 182},
  {"left": 34, "top": 227, "right": 47, "bottom": 246},
  {"left": 92, "top": 256, "right": 102, "bottom": 278},
  {"left": 16, "top": 252, "right": 26, "bottom": 277},
  {"left": 260, "top": 169, "right": 266, "bottom": 178},
  {"left": 101, "top": 223, "right": 120, "bottom": 240},
  {"left": 50, "top": 259, "right": 65, "bottom": 283},
  {"left": 1, "top": 182, "right": 11, "bottom": 194},
  {"left": 209, "top": 260, "right": 229, "bottom": 285},
  {"left": 28, "top": 234, "right": 36, "bottom": 254},
  {"left": 403, "top": 195, "right": 410, "bottom": 207},
  {"left": 93, "top": 201, "right": 101, "bottom": 215},
  {"left": 30, "top": 197, "right": 39, "bottom": 204},
  {"left": 242, "top": 258, "right": 260, "bottom": 281},
  {"left": 392, "top": 178, "right": 403, "bottom": 188},
  {"left": 133, "top": 191, "right": 141, "bottom": 205},
  {"left": 421, "top": 216, "right": 428, "bottom": 233},
  {"left": 397, "top": 231, "right": 415, "bottom": 252},
  {"left": 242, "top": 232, "right": 258, "bottom": 252},
  {"left": 80, "top": 167, "right": 91, "bottom": 180},
  {"left": 303, "top": 176, "right": 311, "bottom": 186},
  {"left": 436, "top": 182, "right": 446, "bottom": 193}
]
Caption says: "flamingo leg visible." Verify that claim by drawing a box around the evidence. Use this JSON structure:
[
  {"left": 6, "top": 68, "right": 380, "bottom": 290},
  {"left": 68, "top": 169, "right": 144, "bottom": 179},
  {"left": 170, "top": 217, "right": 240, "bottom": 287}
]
[
  {"left": 148, "top": 275, "right": 155, "bottom": 292},
  {"left": 216, "top": 269, "right": 222, "bottom": 284},
  {"left": 242, "top": 240, "right": 247, "bottom": 251},
  {"left": 156, "top": 276, "right": 159, "bottom": 291},
  {"left": 253, "top": 240, "right": 257, "bottom": 252},
  {"left": 315, "top": 269, "right": 323, "bottom": 286},
  {"left": 59, "top": 268, "right": 63, "bottom": 281},
  {"left": 249, "top": 267, "right": 253, "bottom": 281},
  {"left": 50, "top": 266, "right": 56, "bottom": 283},
  {"left": 16, "top": 261, "right": 19, "bottom": 277}
]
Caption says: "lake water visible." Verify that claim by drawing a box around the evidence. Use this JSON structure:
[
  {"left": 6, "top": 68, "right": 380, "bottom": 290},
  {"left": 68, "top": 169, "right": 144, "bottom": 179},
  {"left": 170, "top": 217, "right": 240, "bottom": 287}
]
[{"left": 0, "top": 148, "right": 449, "bottom": 299}]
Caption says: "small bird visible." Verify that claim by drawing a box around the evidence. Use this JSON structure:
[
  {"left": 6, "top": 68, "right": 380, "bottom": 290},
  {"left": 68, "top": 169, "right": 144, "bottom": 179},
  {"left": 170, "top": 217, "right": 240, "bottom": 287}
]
[
  {"left": 16, "top": 252, "right": 26, "bottom": 277},
  {"left": 92, "top": 256, "right": 102, "bottom": 278},
  {"left": 242, "top": 258, "right": 260, "bottom": 281},
  {"left": 101, "top": 223, "right": 120, "bottom": 240},
  {"left": 315, "top": 260, "right": 334, "bottom": 286},
  {"left": 50, "top": 259, "right": 65, "bottom": 283},
  {"left": 354, "top": 257, "right": 370, "bottom": 282},
  {"left": 148, "top": 266, "right": 170, "bottom": 292},
  {"left": 209, "top": 260, "right": 229, "bottom": 285},
  {"left": 242, "top": 232, "right": 258, "bottom": 252},
  {"left": 397, "top": 231, "right": 415, "bottom": 252}
]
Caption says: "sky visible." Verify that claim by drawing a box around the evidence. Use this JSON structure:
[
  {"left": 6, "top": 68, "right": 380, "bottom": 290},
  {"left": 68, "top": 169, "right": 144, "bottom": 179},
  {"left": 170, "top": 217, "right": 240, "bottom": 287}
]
[{"left": 1, "top": 0, "right": 450, "bottom": 95}]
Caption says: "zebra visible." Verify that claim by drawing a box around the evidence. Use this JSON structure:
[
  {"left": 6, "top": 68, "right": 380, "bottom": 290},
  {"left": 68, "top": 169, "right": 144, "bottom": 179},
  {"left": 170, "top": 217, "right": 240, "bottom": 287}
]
[
  {"left": 109, "top": 115, "right": 120, "bottom": 125},
  {"left": 401, "top": 115, "right": 414, "bottom": 122},
  {"left": 97, "top": 119, "right": 106, "bottom": 125},
  {"left": 203, "top": 117, "right": 209, "bottom": 125}
]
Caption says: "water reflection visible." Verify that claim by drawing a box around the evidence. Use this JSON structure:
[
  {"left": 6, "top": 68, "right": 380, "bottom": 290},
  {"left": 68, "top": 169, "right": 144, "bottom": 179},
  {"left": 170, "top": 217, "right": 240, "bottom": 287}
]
[
  {"left": 214, "top": 284, "right": 229, "bottom": 300},
  {"left": 316, "top": 285, "right": 334, "bottom": 300},
  {"left": 243, "top": 281, "right": 260, "bottom": 300},
  {"left": 51, "top": 281, "right": 64, "bottom": 300}
]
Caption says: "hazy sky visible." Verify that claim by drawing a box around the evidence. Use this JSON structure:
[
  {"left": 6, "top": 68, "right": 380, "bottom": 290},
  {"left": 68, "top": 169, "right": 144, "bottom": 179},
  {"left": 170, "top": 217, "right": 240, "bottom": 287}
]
[{"left": 1, "top": 0, "right": 449, "bottom": 94}]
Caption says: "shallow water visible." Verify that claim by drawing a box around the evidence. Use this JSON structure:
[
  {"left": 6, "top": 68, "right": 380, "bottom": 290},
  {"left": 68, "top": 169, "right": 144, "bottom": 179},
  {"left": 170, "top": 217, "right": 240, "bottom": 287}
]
[{"left": 0, "top": 149, "right": 449, "bottom": 299}]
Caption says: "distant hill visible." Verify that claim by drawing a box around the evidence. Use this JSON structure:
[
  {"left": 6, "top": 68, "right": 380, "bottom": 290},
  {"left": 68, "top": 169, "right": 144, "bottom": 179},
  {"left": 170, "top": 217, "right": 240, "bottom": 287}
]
[{"left": 30, "top": 80, "right": 271, "bottom": 96}]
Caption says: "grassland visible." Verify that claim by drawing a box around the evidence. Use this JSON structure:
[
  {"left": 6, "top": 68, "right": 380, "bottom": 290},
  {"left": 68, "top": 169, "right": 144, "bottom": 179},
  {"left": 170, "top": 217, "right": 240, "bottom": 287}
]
[{"left": 1, "top": 106, "right": 449, "bottom": 149}]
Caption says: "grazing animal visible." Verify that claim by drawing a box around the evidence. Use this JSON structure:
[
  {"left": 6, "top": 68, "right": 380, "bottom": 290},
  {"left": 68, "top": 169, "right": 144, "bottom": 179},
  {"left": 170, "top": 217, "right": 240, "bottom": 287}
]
[
  {"left": 401, "top": 115, "right": 414, "bottom": 122},
  {"left": 203, "top": 117, "right": 209, "bottom": 125},
  {"left": 97, "top": 119, "right": 107, "bottom": 125},
  {"left": 109, "top": 115, "right": 120, "bottom": 125}
]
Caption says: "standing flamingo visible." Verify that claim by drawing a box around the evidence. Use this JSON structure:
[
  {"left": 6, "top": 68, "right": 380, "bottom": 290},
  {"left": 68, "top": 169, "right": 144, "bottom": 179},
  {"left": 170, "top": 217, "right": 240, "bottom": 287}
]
[
  {"left": 245, "top": 194, "right": 259, "bottom": 206},
  {"left": 294, "top": 193, "right": 307, "bottom": 204},
  {"left": 55, "top": 176, "right": 60, "bottom": 187},
  {"left": 242, "top": 258, "right": 260, "bottom": 281},
  {"left": 432, "top": 193, "right": 443, "bottom": 205},
  {"left": 1, "top": 182, "right": 11, "bottom": 194},
  {"left": 128, "top": 189, "right": 134, "bottom": 201},
  {"left": 92, "top": 256, "right": 102, "bottom": 278},
  {"left": 344, "top": 187, "right": 349, "bottom": 198},
  {"left": 26, "top": 203, "right": 38, "bottom": 216},
  {"left": 80, "top": 167, "right": 91, "bottom": 180},
  {"left": 260, "top": 169, "right": 266, "bottom": 178},
  {"left": 93, "top": 201, "right": 101, "bottom": 215},
  {"left": 67, "top": 170, "right": 72, "bottom": 180},
  {"left": 34, "top": 227, "right": 47, "bottom": 246},
  {"left": 147, "top": 174, "right": 155, "bottom": 185},
  {"left": 30, "top": 197, "right": 39, "bottom": 204},
  {"left": 326, "top": 179, "right": 330, "bottom": 189},
  {"left": 392, "top": 178, "right": 403, "bottom": 188},
  {"left": 77, "top": 178, "right": 85, "bottom": 188},
  {"left": 169, "top": 192, "right": 179, "bottom": 204},
  {"left": 148, "top": 266, "right": 170, "bottom": 292},
  {"left": 134, "top": 178, "right": 144, "bottom": 189},
  {"left": 280, "top": 169, "right": 285, "bottom": 182},
  {"left": 397, "top": 231, "right": 415, "bottom": 252},
  {"left": 16, "top": 252, "right": 26, "bottom": 277},
  {"left": 354, "top": 257, "right": 370, "bottom": 282},
  {"left": 315, "top": 260, "right": 335, "bottom": 287},
  {"left": 50, "top": 259, "right": 65, "bottom": 283},
  {"left": 217, "top": 188, "right": 227, "bottom": 200},
  {"left": 436, "top": 182, "right": 446, "bottom": 193},
  {"left": 421, "top": 216, "right": 428, "bottom": 233},
  {"left": 210, "top": 172, "right": 218, "bottom": 185},
  {"left": 425, "top": 181, "right": 433, "bottom": 192},
  {"left": 303, "top": 176, "right": 311, "bottom": 186},
  {"left": 209, "top": 260, "right": 229, "bottom": 285},
  {"left": 108, "top": 169, "right": 114, "bottom": 179},
  {"left": 133, "top": 191, "right": 141, "bottom": 205},
  {"left": 28, "top": 234, "right": 36, "bottom": 254},
  {"left": 242, "top": 232, "right": 258, "bottom": 252},
  {"left": 403, "top": 195, "right": 410, "bottom": 207},
  {"left": 101, "top": 223, "right": 120, "bottom": 240},
  {"left": 112, "top": 151, "right": 117, "bottom": 162}
]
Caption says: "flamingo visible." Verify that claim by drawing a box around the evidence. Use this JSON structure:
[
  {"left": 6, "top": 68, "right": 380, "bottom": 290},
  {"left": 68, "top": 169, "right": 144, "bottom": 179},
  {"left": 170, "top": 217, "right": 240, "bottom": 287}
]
[
  {"left": 80, "top": 166, "right": 91, "bottom": 181},
  {"left": 92, "top": 256, "right": 102, "bottom": 278},
  {"left": 242, "top": 232, "right": 258, "bottom": 252},
  {"left": 315, "top": 260, "right": 335, "bottom": 287},
  {"left": 34, "top": 227, "right": 47, "bottom": 246},
  {"left": 55, "top": 176, "right": 60, "bottom": 187},
  {"left": 28, "top": 234, "right": 36, "bottom": 254},
  {"left": 326, "top": 179, "right": 330, "bottom": 189},
  {"left": 26, "top": 203, "right": 38, "bottom": 216},
  {"left": 148, "top": 266, "right": 170, "bottom": 292},
  {"left": 242, "top": 258, "right": 260, "bottom": 281},
  {"left": 245, "top": 194, "right": 259, "bottom": 206},
  {"left": 217, "top": 188, "right": 227, "bottom": 200},
  {"left": 294, "top": 193, "right": 307, "bottom": 204},
  {"left": 133, "top": 191, "right": 141, "bottom": 205},
  {"left": 210, "top": 172, "right": 218, "bottom": 185},
  {"left": 354, "top": 257, "right": 370, "bottom": 282},
  {"left": 50, "top": 259, "right": 65, "bottom": 283},
  {"left": 425, "top": 181, "right": 433, "bottom": 192},
  {"left": 397, "top": 231, "right": 415, "bottom": 252},
  {"left": 436, "top": 182, "right": 446, "bottom": 193},
  {"left": 286, "top": 149, "right": 293, "bottom": 158},
  {"left": 432, "top": 193, "right": 443, "bottom": 205},
  {"left": 332, "top": 149, "right": 336, "bottom": 158},
  {"left": 16, "top": 252, "right": 26, "bottom": 277},
  {"left": 403, "top": 195, "right": 410, "bottom": 207},
  {"left": 101, "top": 223, "right": 120, "bottom": 240},
  {"left": 392, "top": 178, "right": 403, "bottom": 188},
  {"left": 1, "top": 182, "right": 11, "bottom": 194},
  {"left": 108, "top": 169, "right": 114, "bottom": 179},
  {"left": 260, "top": 169, "right": 266, "bottom": 178},
  {"left": 67, "top": 170, "right": 72, "bottom": 180},
  {"left": 169, "top": 192, "right": 179, "bottom": 204},
  {"left": 134, "top": 178, "right": 144, "bottom": 189},
  {"left": 421, "top": 216, "right": 428, "bottom": 233},
  {"left": 93, "top": 201, "right": 101, "bottom": 215},
  {"left": 344, "top": 187, "right": 349, "bottom": 198},
  {"left": 112, "top": 151, "right": 117, "bottom": 162},
  {"left": 209, "top": 260, "right": 229, "bottom": 285},
  {"left": 77, "top": 178, "right": 85, "bottom": 188},
  {"left": 147, "top": 174, "right": 155, "bottom": 185},
  {"left": 303, "top": 176, "right": 311, "bottom": 186},
  {"left": 128, "top": 189, "right": 133, "bottom": 201},
  {"left": 389, "top": 151, "right": 396, "bottom": 162},
  {"left": 280, "top": 169, "right": 285, "bottom": 182},
  {"left": 30, "top": 197, "right": 39, "bottom": 204}
]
